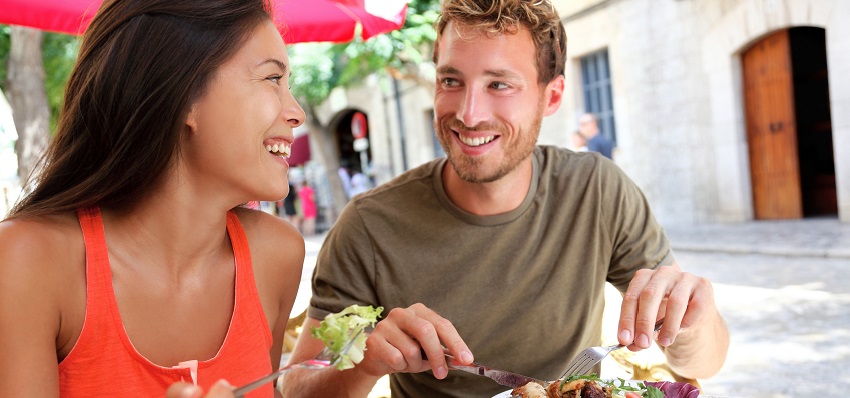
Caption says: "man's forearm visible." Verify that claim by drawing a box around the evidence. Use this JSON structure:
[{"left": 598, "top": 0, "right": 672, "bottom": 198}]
[
  {"left": 281, "top": 365, "right": 382, "bottom": 398},
  {"left": 663, "top": 309, "right": 729, "bottom": 379}
]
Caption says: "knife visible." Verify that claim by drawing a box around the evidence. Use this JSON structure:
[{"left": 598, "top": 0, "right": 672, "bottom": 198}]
[{"left": 445, "top": 354, "right": 546, "bottom": 389}]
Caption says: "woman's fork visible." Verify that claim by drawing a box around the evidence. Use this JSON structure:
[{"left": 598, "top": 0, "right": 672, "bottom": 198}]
[
  {"left": 557, "top": 318, "right": 665, "bottom": 380},
  {"left": 232, "top": 330, "right": 363, "bottom": 397}
]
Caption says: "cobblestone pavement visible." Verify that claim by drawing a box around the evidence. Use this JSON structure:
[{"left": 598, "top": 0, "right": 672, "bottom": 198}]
[
  {"left": 670, "top": 250, "right": 850, "bottom": 398},
  {"left": 293, "top": 219, "right": 850, "bottom": 397},
  {"left": 663, "top": 217, "right": 850, "bottom": 258}
]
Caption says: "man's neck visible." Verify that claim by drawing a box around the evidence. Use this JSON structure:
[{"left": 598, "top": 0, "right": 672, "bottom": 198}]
[{"left": 441, "top": 158, "right": 533, "bottom": 216}]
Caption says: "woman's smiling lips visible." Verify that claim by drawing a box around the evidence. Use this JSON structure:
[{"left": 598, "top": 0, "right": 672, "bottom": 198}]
[{"left": 263, "top": 137, "right": 293, "bottom": 164}]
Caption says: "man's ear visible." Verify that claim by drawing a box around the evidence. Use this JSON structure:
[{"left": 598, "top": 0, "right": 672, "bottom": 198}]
[{"left": 543, "top": 75, "right": 565, "bottom": 117}]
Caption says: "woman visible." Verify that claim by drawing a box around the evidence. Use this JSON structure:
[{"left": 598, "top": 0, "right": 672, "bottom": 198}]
[{"left": 0, "top": 0, "right": 305, "bottom": 397}]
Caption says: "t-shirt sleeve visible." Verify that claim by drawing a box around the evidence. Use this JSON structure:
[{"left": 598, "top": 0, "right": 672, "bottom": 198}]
[
  {"left": 307, "top": 202, "right": 379, "bottom": 320},
  {"left": 598, "top": 159, "right": 675, "bottom": 292}
]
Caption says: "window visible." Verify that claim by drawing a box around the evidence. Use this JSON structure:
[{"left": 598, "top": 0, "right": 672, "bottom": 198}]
[{"left": 580, "top": 49, "right": 617, "bottom": 143}]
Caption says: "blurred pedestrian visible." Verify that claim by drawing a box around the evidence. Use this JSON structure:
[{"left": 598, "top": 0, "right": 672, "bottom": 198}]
[
  {"left": 349, "top": 166, "right": 371, "bottom": 198},
  {"left": 281, "top": 182, "right": 300, "bottom": 230},
  {"left": 298, "top": 181, "right": 316, "bottom": 236},
  {"left": 0, "top": 0, "right": 306, "bottom": 396},
  {"left": 579, "top": 112, "right": 614, "bottom": 159},
  {"left": 338, "top": 165, "right": 352, "bottom": 199}
]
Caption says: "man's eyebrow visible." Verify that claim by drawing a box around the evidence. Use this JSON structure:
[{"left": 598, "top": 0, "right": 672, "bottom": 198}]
[
  {"left": 436, "top": 65, "right": 521, "bottom": 80},
  {"left": 484, "top": 69, "right": 521, "bottom": 80},
  {"left": 436, "top": 65, "right": 461, "bottom": 75},
  {"left": 258, "top": 58, "right": 288, "bottom": 74}
]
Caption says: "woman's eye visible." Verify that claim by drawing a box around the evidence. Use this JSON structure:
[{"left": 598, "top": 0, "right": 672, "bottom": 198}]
[{"left": 267, "top": 75, "right": 283, "bottom": 84}]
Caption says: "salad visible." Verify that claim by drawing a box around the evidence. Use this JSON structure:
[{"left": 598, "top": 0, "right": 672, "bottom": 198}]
[
  {"left": 310, "top": 304, "right": 383, "bottom": 370},
  {"left": 560, "top": 374, "right": 699, "bottom": 398}
]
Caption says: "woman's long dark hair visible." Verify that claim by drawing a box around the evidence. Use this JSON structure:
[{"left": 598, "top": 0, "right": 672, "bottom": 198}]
[{"left": 7, "top": 0, "right": 272, "bottom": 220}]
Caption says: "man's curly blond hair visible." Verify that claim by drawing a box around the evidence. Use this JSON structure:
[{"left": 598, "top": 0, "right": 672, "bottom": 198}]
[{"left": 433, "top": 0, "right": 566, "bottom": 84}]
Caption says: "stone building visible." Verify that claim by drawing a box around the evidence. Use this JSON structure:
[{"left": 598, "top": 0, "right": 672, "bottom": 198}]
[{"left": 309, "top": 0, "right": 850, "bottom": 225}]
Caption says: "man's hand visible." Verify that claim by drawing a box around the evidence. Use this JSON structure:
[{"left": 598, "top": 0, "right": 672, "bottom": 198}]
[
  {"left": 166, "top": 380, "right": 233, "bottom": 398},
  {"left": 617, "top": 264, "right": 716, "bottom": 350},
  {"left": 358, "top": 303, "right": 474, "bottom": 380}
]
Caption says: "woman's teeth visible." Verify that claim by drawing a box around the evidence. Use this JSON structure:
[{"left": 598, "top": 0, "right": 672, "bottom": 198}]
[
  {"left": 266, "top": 143, "right": 291, "bottom": 157},
  {"left": 459, "top": 135, "right": 496, "bottom": 147}
]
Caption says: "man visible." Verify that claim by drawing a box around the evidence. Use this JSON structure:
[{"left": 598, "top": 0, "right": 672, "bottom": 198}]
[
  {"left": 579, "top": 112, "right": 614, "bottom": 159},
  {"left": 283, "top": 1, "right": 729, "bottom": 397}
]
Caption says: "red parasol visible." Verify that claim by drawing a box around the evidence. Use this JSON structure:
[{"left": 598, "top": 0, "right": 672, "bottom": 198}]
[{"left": 0, "top": 0, "right": 407, "bottom": 44}]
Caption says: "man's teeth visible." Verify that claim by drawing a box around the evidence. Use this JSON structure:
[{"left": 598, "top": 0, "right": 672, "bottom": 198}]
[
  {"left": 459, "top": 135, "right": 496, "bottom": 147},
  {"left": 265, "top": 143, "right": 291, "bottom": 157}
]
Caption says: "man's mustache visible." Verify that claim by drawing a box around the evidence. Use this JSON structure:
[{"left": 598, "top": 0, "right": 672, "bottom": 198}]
[{"left": 443, "top": 118, "right": 505, "bottom": 133}]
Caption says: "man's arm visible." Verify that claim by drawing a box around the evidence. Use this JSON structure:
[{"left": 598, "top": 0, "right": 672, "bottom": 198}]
[
  {"left": 281, "top": 304, "right": 474, "bottom": 398},
  {"left": 617, "top": 262, "right": 729, "bottom": 379}
]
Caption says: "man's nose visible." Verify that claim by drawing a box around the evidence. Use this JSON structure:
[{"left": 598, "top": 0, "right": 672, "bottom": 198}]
[{"left": 457, "top": 88, "right": 489, "bottom": 128}]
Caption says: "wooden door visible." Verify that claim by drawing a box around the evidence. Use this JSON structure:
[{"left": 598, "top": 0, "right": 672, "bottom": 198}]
[{"left": 742, "top": 29, "right": 803, "bottom": 220}]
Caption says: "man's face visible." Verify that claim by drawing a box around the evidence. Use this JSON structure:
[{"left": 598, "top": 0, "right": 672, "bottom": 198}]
[{"left": 433, "top": 22, "right": 563, "bottom": 183}]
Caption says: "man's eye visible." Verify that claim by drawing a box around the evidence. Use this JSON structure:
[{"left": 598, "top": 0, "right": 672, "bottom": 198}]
[
  {"left": 491, "top": 82, "right": 509, "bottom": 90},
  {"left": 441, "top": 77, "right": 459, "bottom": 87},
  {"left": 267, "top": 75, "right": 283, "bottom": 84}
]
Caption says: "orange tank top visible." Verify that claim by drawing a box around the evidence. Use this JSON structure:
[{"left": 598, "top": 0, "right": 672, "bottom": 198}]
[{"left": 59, "top": 207, "right": 274, "bottom": 397}]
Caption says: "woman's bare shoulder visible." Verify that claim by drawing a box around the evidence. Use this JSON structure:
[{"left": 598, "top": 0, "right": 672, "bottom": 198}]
[
  {"left": 232, "top": 207, "right": 305, "bottom": 256},
  {"left": 0, "top": 212, "right": 84, "bottom": 278},
  {"left": 231, "top": 208, "right": 305, "bottom": 282}
]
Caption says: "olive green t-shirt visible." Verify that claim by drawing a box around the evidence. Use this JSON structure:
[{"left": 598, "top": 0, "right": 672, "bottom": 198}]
[{"left": 308, "top": 146, "right": 673, "bottom": 397}]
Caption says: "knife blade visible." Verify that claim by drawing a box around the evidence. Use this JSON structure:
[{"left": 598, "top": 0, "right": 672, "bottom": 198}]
[{"left": 445, "top": 354, "right": 545, "bottom": 389}]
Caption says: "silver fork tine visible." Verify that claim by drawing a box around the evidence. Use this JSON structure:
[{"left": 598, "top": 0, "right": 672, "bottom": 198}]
[{"left": 558, "top": 318, "right": 665, "bottom": 380}]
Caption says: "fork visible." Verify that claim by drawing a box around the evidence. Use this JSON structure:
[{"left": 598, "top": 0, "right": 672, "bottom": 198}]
[
  {"left": 557, "top": 318, "right": 665, "bottom": 379},
  {"left": 232, "top": 330, "right": 363, "bottom": 397}
]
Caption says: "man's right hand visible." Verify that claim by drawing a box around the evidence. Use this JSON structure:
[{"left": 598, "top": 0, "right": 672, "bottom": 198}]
[{"left": 356, "top": 303, "right": 474, "bottom": 379}]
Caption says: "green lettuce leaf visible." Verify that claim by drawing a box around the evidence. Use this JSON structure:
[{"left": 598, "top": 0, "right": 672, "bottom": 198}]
[{"left": 310, "top": 304, "right": 383, "bottom": 370}]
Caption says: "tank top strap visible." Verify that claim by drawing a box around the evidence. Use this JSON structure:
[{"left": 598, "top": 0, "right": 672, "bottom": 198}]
[
  {"left": 225, "top": 210, "right": 273, "bottom": 347},
  {"left": 76, "top": 207, "right": 114, "bottom": 314}
]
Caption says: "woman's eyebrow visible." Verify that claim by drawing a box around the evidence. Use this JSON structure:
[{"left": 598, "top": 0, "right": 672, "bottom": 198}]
[{"left": 258, "top": 58, "right": 288, "bottom": 74}]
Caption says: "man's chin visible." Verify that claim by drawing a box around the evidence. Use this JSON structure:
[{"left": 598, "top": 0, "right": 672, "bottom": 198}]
[{"left": 450, "top": 158, "right": 505, "bottom": 184}]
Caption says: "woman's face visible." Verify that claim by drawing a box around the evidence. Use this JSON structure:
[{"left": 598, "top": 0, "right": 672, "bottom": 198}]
[{"left": 183, "top": 20, "right": 305, "bottom": 205}]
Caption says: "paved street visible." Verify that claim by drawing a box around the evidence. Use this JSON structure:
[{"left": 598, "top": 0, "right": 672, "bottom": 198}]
[{"left": 291, "top": 218, "right": 850, "bottom": 397}]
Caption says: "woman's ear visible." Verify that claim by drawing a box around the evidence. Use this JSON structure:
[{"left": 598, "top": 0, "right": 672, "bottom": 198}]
[{"left": 185, "top": 103, "right": 199, "bottom": 132}]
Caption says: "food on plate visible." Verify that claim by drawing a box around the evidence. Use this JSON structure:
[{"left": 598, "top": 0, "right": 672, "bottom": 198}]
[
  {"left": 512, "top": 377, "right": 611, "bottom": 398},
  {"left": 511, "top": 374, "right": 699, "bottom": 398},
  {"left": 310, "top": 304, "right": 383, "bottom": 370}
]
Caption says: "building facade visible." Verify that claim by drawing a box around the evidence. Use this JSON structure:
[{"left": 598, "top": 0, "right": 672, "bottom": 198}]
[{"left": 310, "top": 0, "right": 850, "bottom": 225}]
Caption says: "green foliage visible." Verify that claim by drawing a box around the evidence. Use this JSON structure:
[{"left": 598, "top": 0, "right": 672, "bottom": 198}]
[
  {"left": 0, "top": 26, "right": 9, "bottom": 88},
  {"left": 0, "top": 25, "right": 79, "bottom": 133},
  {"left": 42, "top": 33, "right": 80, "bottom": 131},
  {"left": 289, "top": 0, "right": 439, "bottom": 107}
]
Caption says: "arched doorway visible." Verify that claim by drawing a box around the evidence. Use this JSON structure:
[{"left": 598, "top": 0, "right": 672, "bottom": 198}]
[
  {"left": 742, "top": 27, "right": 836, "bottom": 220},
  {"left": 334, "top": 110, "right": 373, "bottom": 197}
]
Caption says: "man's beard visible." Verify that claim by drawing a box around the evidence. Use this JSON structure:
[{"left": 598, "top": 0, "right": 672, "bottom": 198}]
[{"left": 435, "top": 99, "right": 544, "bottom": 183}]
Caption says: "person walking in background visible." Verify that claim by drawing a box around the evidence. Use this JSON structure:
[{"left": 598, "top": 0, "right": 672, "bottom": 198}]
[
  {"left": 0, "top": 1, "right": 306, "bottom": 397},
  {"left": 579, "top": 112, "right": 614, "bottom": 159},
  {"left": 281, "top": 182, "right": 300, "bottom": 230},
  {"left": 348, "top": 166, "right": 372, "bottom": 198},
  {"left": 338, "top": 165, "right": 352, "bottom": 199},
  {"left": 297, "top": 181, "right": 316, "bottom": 236}
]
